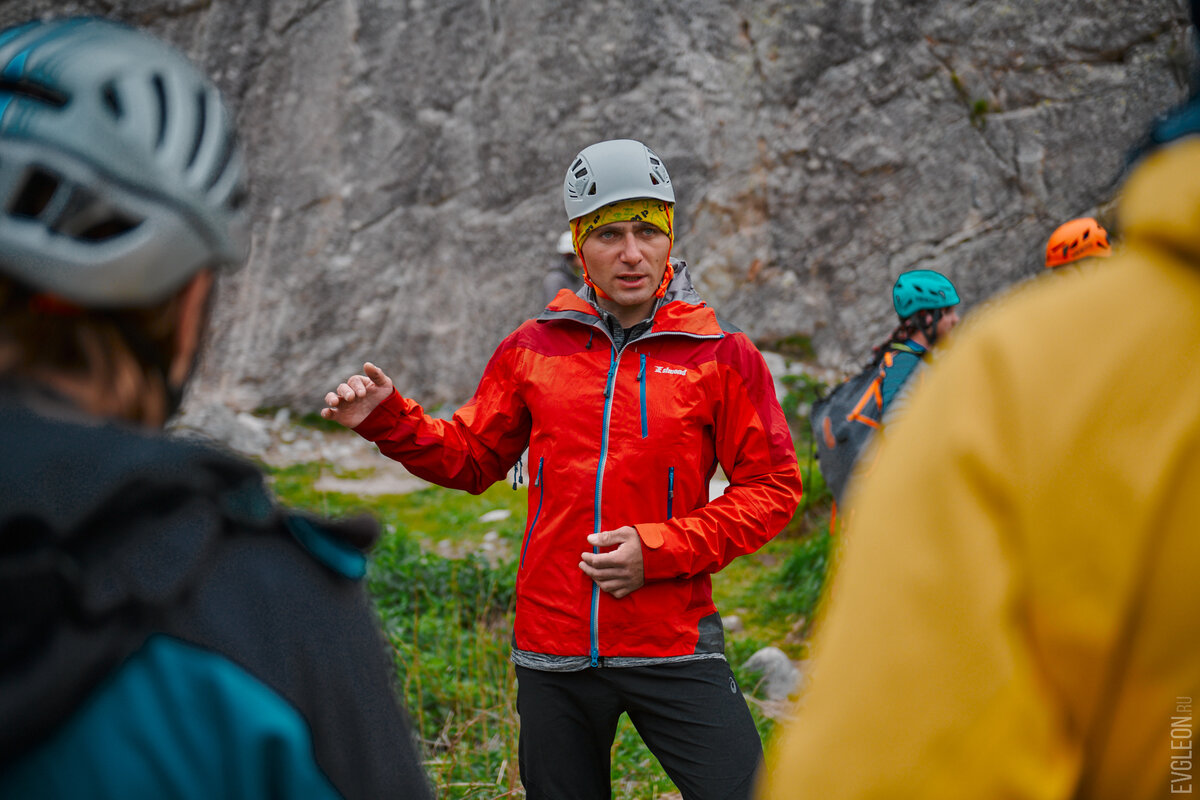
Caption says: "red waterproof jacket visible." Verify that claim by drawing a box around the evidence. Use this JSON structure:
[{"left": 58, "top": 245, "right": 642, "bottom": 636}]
[{"left": 355, "top": 265, "right": 803, "bottom": 664}]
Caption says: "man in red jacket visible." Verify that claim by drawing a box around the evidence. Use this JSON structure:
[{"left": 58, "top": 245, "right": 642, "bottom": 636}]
[{"left": 323, "top": 139, "right": 804, "bottom": 800}]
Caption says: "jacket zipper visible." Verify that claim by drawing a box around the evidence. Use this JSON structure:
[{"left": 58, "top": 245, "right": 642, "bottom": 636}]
[
  {"left": 638, "top": 353, "right": 648, "bottom": 438},
  {"left": 586, "top": 323, "right": 722, "bottom": 667},
  {"left": 591, "top": 345, "right": 622, "bottom": 667},
  {"left": 519, "top": 457, "right": 544, "bottom": 570}
]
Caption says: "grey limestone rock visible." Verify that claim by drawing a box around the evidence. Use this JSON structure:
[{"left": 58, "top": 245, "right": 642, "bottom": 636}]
[{"left": 3, "top": 0, "right": 1194, "bottom": 413}]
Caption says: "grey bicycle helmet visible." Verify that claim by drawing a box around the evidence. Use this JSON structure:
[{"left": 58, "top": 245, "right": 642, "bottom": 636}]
[
  {"left": 0, "top": 17, "right": 248, "bottom": 308},
  {"left": 563, "top": 139, "right": 673, "bottom": 222}
]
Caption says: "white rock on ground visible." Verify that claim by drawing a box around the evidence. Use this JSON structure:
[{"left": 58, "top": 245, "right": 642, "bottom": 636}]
[{"left": 742, "top": 646, "right": 801, "bottom": 702}]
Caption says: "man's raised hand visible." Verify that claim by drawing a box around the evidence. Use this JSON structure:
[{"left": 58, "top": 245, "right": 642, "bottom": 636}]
[{"left": 321, "top": 362, "right": 394, "bottom": 429}]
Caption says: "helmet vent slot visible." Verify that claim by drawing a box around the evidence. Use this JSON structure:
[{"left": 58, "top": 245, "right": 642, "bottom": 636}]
[
  {"left": 75, "top": 214, "right": 141, "bottom": 242},
  {"left": 151, "top": 73, "right": 168, "bottom": 149},
  {"left": 185, "top": 89, "right": 207, "bottom": 170},
  {"left": 101, "top": 81, "right": 123, "bottom": 119},
  {"left": 8, "top": 166, "right": 60, "bottom": 219},
  {"left": 50, "top": 185, "right": 142, "bottom": 242},
  {"left": 205, "top": 129, "right": 236, "bottom": 192},
  {"left": 0, "top": 77, "right": 68, "bottom": 108}
]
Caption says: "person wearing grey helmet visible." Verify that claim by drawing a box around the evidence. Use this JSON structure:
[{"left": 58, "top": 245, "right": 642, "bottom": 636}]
[
  {"left": 0, "top": 17, "right": 431, "bottom": 799},
  {"left": 323, "top": 138, "right": 803, "bottom": 799}
]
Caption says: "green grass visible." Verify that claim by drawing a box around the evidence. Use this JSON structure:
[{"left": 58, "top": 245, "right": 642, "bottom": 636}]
[{"left": 268, "top": 459, "right": 832, "bottom": 798}]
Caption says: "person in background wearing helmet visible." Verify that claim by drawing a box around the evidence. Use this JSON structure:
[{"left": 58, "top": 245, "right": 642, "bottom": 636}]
[
  {"left": 1045, "top": 216, "right": 1113, "bottom": 270},
  {"left": 874, "top": 269, "right": 961, "bottom": 417},
  {"left": 0, "top": 18, "right": 430, "bottom": 799},
  {"left": 756, "top": 40, "right": 1200, "bottom": 800},
  {"left": 543, "top": 229, "right": 585, "bottom": 306},
  {"left": 322, "top": 138, "right": 803, "bottom": 800}
]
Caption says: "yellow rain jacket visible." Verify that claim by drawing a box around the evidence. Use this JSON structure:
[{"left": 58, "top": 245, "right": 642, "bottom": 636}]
[{"left": 759, "top": 139, "right": 1200, "bottom": 799}]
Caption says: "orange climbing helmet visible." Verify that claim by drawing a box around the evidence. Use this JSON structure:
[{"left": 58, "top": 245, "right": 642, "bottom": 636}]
[{"left": 1045, "top": 217, "right": 1112, "bottom": 268}]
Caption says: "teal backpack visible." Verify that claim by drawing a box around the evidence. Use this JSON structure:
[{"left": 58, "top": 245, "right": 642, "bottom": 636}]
[{"left": 810, "top": 343, "right": 918, "bottom": 504}]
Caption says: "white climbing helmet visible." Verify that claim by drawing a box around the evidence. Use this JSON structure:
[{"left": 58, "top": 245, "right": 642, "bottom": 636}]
[
  {"left": 0, "top": 17, "right": 249, "bottom": 307},
  {"left": 562, "top": 139, "right": 674, "bottom": 222}
]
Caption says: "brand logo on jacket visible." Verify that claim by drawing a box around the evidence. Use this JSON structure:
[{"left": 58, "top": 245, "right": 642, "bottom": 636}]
[{"left": 654, "top": 365, "right": 687, "bottom": 376}]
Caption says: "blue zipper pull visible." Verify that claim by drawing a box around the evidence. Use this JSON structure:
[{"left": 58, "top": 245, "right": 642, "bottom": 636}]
[
  {"left": 512, "top": 458, "right": 523, "bottom": 490},
  {"left": 668, "top": 467, "right": 675, "bottom": 517}
]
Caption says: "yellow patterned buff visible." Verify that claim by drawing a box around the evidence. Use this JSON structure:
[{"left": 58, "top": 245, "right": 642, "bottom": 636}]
[{"left": 571, "top": 198, "right": 674, "bottom": 255}]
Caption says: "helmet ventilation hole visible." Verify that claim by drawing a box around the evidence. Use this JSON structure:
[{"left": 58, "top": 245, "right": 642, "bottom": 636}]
[
  {"left": 53, "top": 185, "right": 142, "bottom": 242},
  {"left": 185, "top": 89, "right": 207, "bottom": 169},
  {"left": 205, "top": 129, "right": 236, "bottom": 192},
  {"left": 76, "top": 215, "right": 141, "bottom": 242},
  {"left": 0, "top": 77, "right": 68, "bottom": 108},
  {"left": 101, "top": 81, "right": 123, "bottom": 119},
  {"left": 8, "top": 166, "right": 60, "bottom": 219},
  {"left": 151, "top": 73, "right": 168, "bottom": 149}
]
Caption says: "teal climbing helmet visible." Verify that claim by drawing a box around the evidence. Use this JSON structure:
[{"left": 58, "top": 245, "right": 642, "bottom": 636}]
[{"left": 892, "top": 269, "right": 959, "bottom": 319}]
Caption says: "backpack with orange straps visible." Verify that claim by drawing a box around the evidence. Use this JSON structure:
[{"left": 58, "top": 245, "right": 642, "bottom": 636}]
[{"left": 810, "top": 343, "right": 919, "bottom": 504}]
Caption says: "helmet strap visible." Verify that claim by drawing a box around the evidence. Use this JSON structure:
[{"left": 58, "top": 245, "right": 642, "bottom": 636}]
[
  {"left": 653, "top": 242, "right": 675, "bottom": 299},
  {"left": 576, "top": 254, "right": 611, "bottom": 301}
]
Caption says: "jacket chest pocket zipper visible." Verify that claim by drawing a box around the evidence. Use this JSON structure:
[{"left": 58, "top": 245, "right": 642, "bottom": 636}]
[
  {"left": 638, "top": 354, "right": 648, "bottom": 439},
  {"left": 519, "top": 457, "right": 545, "bottom": 570},
  {"left": 667, "top": 466, "right": 675, "bottom": 518}
]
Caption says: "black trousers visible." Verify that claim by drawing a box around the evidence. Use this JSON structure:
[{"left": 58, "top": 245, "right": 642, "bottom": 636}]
[{"left": 515, "top": 660, "right": 763, "bottom": 800}]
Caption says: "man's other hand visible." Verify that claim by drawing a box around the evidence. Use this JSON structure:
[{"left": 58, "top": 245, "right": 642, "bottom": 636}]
[{"left": 579, "top": 526, "right": 645, "bottom": 599}]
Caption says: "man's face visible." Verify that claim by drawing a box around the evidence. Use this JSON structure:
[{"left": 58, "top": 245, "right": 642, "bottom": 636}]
[{"left": 579, "top": 220, "right": 671, "bottom": 326}]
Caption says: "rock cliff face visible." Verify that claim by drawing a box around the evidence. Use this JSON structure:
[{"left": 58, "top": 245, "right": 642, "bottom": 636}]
[{"left": 4, "top": 1, "right": 1195, "bottom": 412}]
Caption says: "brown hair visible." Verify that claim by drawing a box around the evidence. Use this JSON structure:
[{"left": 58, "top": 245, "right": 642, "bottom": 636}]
[
  {"left": 871, "top": 309, "right": 942, "bottom": 363},
  {"left": 0, "top": 276, "right": 184, "bottom": 426}
]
